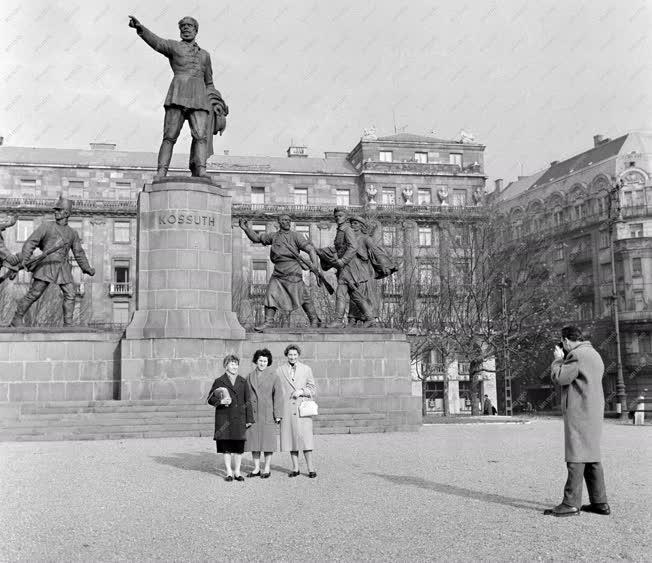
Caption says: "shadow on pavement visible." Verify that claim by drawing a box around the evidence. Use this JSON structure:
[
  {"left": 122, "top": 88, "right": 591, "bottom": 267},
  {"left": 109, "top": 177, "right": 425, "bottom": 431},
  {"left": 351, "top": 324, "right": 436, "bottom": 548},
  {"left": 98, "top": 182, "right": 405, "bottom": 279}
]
[
  {"left": 152, "top": 451, "right": 294, "bottom": 476},
  {"left": 368, "top": 472, "right": 549, "bottom": 512}
]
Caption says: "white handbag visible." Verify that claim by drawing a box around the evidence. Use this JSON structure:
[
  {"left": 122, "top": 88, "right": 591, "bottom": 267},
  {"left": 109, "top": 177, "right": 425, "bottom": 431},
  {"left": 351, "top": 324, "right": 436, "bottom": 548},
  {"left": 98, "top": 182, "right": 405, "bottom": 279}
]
[{"left": 298, "top": 399, "right": 318, "bottom": 417}]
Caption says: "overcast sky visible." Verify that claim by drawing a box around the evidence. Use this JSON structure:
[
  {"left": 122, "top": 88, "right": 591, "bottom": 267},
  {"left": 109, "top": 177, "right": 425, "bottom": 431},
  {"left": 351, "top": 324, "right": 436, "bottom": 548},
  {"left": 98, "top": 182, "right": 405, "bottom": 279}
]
[{"left": 1, "top": 0, "right": 650, "bottom": 187}]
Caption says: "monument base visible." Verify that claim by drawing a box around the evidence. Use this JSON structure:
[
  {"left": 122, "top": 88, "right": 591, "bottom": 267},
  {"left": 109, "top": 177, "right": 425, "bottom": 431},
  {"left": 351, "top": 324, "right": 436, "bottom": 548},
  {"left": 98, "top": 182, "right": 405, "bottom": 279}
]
[
  {"left": 0, "top": 331, "right": 122, "bottom": 403},
  {"left": 119, "top": 330, "right": 421, "bottom": 428}
]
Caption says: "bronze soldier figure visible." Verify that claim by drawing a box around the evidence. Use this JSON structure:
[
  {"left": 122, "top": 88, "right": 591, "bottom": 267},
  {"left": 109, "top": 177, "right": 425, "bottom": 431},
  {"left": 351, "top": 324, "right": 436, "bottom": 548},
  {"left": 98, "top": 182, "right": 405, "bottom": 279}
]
[
  {"left": 239, "top": 215, "right": 322, "bottom": 331},
  {"left": 0, "top": 215, "right": 20, "bottom": 268},
  {"left": 10, "top": 197, "right": 95, "bottom": 327},
  {"left": 317, "top": 209, "right": 376, "bottom": 328},
  {"left": 128, "top": 15, "right": 229, "bottom": 179},
  {"left": 318, "top": 209, "right": 397, "bottom": 328}
]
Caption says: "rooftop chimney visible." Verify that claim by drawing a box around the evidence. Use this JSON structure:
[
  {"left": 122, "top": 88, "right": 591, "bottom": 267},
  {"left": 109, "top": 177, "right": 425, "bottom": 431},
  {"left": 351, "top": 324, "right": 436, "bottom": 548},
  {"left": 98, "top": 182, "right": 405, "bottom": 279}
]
[
  {"left": 593, "top": 134, "right": 605, "bottom": 147},
  {"left": 324, "top": 151, "right": 349, "bottom": 159},
  {"left": 287, "top": 144, "right": 308, "bottom": 158},
  {"left": 550, "top": 160, "right": 559, "bottom": 167},
  {"left": 223, "top": 149, "right": 230, "bottom": 156},
  {"left": 90, "top": 142, "right": 116, "bottom": 151},
  {"left": 494, "top": 178, "right": 503, "bottom": 193},
  {"left": 0, "top": 136, "right": 4, "bottom": 146}
]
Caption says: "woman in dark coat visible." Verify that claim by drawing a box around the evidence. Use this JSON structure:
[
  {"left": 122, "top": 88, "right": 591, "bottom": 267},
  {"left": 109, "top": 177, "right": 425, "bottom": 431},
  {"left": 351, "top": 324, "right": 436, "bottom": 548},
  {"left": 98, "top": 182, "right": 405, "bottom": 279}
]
[
  {"left": 244, "top": 349, "right": 283, "bottom": 478},
  {"left": 207, "top": 354, "right": 254, "bottom": 482}
]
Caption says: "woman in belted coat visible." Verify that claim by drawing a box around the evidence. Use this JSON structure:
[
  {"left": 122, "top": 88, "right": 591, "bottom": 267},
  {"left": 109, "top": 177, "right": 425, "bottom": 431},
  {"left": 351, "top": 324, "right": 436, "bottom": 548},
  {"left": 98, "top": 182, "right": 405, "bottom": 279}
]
[
  {"left": 244, "top": 348, "right": 283, "bottom": 478},
  {"left": 277, "top": 344, "right": 317, "bottom": 478},
  {"left": 207, "top": 354, "right": 254, "bottom": 482}
]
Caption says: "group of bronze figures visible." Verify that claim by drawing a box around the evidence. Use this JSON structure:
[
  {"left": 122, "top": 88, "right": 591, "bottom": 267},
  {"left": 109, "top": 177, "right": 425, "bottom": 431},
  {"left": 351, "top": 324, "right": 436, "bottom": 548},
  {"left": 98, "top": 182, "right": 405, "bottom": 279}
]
[
  {"left": 240, "top": 208, "right": 397, "bottom": 331},
  {"left": 0, "top": 17, "right": 398, "bottom": 329}
]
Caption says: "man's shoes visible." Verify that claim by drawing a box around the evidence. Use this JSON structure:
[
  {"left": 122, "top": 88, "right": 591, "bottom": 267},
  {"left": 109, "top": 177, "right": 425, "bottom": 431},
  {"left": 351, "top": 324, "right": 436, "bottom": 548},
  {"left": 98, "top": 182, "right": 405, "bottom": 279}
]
[
  {"left": 253, "top": 321, "right": 274, "bottom": 333},
  {"left": 581, "top": 503, "right": 611, "bottom": 515},
  {"left": 288, "top": 471, "right": 300, "bottom": 478},
  {"left": 308, "top": 471, "right": 317, "bottom": 478},
  {"left": 543, "top": 503, "right": 580, "bottom": 517}
]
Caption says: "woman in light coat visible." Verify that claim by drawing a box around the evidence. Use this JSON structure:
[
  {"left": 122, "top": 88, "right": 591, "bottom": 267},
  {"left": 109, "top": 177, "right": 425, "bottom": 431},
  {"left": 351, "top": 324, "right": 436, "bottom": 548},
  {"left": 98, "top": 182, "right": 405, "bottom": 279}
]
[
  {"left": 244, "top": 348, "right": 283, "bottom": 478},
  {"left": 277, "top": 344, "right": 317, "bottom": 478}
]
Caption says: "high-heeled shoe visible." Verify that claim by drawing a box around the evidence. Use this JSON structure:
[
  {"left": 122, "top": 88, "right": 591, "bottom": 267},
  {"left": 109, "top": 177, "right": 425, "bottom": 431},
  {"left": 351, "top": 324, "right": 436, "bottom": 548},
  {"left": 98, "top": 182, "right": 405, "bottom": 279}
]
[
  {"left": 247, "top": 471, "right": 261, "bottom": 478},
  {"left": 308, "top": 471, "right": 317, "bottom": 478},
  {"left": 234, "top": 475, "right": 245, "bottom": 482},
  {"left": 288, "top": 471, "right": 300, "bottom": 478}
]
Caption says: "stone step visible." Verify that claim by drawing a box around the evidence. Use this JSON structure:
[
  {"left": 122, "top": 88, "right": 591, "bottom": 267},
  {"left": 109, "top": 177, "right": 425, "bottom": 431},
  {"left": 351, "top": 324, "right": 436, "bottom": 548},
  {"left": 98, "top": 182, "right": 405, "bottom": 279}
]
[
  {"left": 6, "top": 412, "right": 384, "bottom": 429},
  {"left": 15, "top": 403, "right": 373, "bottom": 416},
  {"left": 0, "top": 424, "right": 399, "bottom": 441}
]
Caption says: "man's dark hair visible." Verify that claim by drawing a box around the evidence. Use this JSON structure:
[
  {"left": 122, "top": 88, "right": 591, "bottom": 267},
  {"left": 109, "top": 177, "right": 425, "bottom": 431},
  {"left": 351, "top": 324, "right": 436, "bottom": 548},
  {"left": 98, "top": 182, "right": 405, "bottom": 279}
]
[
  {"left": 284, "top": 344, "right": 301, "bottom": 356},
  {"left": 252, "top": 348, "right": 273, "bottom": 366},
  {"left": 222, "top": 353, "right": 240, "bottom": 368},
  {"left": 561, "top": 325, "right": 583, "bottom": 342},
  {"left": 178, "top": 16, "right": 199, "bottom": 31}
]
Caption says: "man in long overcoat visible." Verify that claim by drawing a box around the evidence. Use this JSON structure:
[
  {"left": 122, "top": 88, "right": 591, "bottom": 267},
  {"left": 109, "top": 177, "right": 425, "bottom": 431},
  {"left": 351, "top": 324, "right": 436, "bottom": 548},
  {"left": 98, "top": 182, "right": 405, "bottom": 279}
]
[
  {"left": 10, "top": 198, "right": 95, "bottom": 327},
  {"left": 545, "top": 325, "right": 610, "bottom": 517}
]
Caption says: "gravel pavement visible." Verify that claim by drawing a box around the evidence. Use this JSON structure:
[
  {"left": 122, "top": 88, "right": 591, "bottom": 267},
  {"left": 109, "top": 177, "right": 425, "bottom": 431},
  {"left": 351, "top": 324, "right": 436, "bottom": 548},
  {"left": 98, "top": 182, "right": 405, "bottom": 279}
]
[{"left": 1, "top": 420, "right": 650, "bottom": 562}]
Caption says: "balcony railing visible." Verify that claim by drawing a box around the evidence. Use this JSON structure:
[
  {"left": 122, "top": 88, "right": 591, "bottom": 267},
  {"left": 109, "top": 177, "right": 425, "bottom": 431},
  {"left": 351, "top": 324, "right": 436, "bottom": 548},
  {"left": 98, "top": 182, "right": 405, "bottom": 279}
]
[
  {"left": 232, "top": 203, "right": 486, "bottom": 220},
  {"left": 0, "top": 197, "right": 136, "bottom": 215},
  {"left": 109, "top": 282, "right": 132, "bottom": 296},
  {"left": 362, "top": 161, "right": 483, "bottom": 175}
]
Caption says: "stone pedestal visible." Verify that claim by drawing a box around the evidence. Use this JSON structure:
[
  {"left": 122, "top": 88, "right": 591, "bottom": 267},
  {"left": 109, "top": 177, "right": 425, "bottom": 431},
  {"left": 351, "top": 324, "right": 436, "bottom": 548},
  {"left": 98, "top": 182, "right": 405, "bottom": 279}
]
[{"left": 125, "top": 178, "right": 244, "bottom": 340}]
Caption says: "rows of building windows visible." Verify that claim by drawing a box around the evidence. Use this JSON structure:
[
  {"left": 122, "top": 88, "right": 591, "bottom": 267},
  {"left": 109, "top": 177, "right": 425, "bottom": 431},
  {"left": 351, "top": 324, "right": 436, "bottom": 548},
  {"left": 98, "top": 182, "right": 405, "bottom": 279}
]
[
  {"left": 378, "top": 150, "right": 464, "bottom": 167},
  {"left": 246, "top": 186, "right": 472, "bottom": 207}
]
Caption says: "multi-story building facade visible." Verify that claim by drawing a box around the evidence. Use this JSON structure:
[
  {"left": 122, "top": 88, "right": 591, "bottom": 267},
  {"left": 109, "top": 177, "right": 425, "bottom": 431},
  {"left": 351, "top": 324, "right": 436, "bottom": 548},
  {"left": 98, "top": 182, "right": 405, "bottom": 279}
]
[
  {"left": 0, "top": 132, "right": 492, "bottom": 414},
  {"left": 492, "top": 131, "right": 652, "bottom": 408}
]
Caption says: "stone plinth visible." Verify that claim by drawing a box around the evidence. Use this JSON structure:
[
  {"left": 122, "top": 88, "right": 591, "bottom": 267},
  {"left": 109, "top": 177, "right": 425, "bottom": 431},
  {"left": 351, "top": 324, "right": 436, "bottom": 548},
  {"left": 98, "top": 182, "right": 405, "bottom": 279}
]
[
  {"left": 0, "top": 331, "right": 122, "bottom": 403},
  {"left": 120, "top": 330, "right": 421, "bottom": 429},
  {"left": 125, "top": 178, "right": 245, "bottom": 340}
]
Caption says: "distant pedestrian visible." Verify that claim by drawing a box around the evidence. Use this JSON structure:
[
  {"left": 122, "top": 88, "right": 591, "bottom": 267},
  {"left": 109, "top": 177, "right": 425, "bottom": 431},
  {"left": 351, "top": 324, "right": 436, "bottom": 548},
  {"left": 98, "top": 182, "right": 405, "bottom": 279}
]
[
  {"left": 483, "top": 395, "right": 494, "bottom": 415},
  {"left": 545, "top": 325, "right": 610, "bottom": 517},
  {"left": 207, "top": 354, "right": 254, "bottom": 482},
  {"left": 277, "top": 344, "right": 317, "bottom": 478},
  {"left": 244, "top": 348, "right": 284, "bottom": 478}
]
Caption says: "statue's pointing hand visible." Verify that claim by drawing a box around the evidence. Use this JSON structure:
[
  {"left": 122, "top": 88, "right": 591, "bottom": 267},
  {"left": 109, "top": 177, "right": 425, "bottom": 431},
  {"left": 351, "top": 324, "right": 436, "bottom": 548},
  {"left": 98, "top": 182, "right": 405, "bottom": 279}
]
[
  {"left": 238, "top": 218, "right": 249, "bottom": 230},
  {"left": 128, "top": 15, "right": 142, "bottom": 30}
]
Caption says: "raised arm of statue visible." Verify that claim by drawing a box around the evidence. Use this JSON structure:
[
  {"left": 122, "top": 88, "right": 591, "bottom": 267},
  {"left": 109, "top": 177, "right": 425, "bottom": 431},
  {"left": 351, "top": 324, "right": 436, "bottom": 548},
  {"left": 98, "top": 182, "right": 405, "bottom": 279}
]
[
  {"left": 128, "top": 16, "right": 172, "bottom": 57},
  {"left": 239, "top": 218, "right": 262, "bottom": 244}
]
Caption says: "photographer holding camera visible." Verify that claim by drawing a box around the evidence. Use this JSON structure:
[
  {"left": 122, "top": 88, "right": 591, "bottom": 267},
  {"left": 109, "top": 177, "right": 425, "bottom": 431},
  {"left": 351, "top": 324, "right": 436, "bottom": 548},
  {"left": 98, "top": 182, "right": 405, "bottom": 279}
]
[{"left": 545, "top": 325, "right": 610, "bottom": 517}]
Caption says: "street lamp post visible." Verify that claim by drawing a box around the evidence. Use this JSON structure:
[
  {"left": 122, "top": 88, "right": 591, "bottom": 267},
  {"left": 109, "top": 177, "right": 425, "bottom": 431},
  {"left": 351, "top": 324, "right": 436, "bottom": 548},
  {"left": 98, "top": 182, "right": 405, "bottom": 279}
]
[{"left": 607, "top": 178, "right": 627, "bottom": 417}]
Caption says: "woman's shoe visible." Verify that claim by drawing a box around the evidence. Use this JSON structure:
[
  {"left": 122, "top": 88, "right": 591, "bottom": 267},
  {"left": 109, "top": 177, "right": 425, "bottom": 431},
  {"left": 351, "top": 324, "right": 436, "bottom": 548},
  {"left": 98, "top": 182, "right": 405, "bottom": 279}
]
[
  {"left": 261, "top": 472, "right": 271, "bottom": 479},
  {"left": 224, "top": 475, "right": 234, "bottom": 482},
  {"left": 308, "top": 471, "right": 317, "bottom": 478},
  {"left": 288, "top": 471, "right": 300, "bottom": 478},
  {"left": 247, "top": 471, "right": 261, "bottom": 478},
  {"left": 234, "top": 475, "right": 245, "bottom": 482}
]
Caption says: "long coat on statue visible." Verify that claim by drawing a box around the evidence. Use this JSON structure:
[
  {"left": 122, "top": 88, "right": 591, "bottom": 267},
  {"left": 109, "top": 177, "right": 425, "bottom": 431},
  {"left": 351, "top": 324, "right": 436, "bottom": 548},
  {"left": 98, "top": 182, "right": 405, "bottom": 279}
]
[
  {"left": 277, "top": 361, "right": 316, "bottom": 451},
  {"left": 550, "top": 341, "right": 605, "bottom": 462}
]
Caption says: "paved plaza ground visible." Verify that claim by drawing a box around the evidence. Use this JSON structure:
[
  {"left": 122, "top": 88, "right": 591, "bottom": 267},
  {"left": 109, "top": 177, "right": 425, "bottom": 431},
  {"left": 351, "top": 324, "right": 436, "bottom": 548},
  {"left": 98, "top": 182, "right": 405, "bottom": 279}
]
[{"left": 1, "top": 419, "right": 650, "bottom": 562}]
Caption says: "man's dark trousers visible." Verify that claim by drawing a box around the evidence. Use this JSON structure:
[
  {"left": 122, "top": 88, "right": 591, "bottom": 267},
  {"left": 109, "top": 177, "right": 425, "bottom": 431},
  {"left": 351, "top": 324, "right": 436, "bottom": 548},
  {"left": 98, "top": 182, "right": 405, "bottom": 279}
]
[{"left": 563, "top": 462, "right": 608, "bottom": 508}]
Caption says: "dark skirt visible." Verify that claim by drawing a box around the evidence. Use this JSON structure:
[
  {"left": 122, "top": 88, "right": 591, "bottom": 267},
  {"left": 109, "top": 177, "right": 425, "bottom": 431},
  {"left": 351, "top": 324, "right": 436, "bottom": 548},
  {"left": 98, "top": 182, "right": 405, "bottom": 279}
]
[{"left": 215, "top": 439, "right": 245, "bottom": 454}]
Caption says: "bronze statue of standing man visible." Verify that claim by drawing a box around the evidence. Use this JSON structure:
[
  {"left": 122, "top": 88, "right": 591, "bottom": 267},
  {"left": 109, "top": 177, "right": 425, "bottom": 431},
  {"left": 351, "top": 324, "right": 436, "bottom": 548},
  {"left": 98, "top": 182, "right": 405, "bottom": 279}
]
[{"left": 128, "top": 15, "right": 229, "bottom": 179}]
